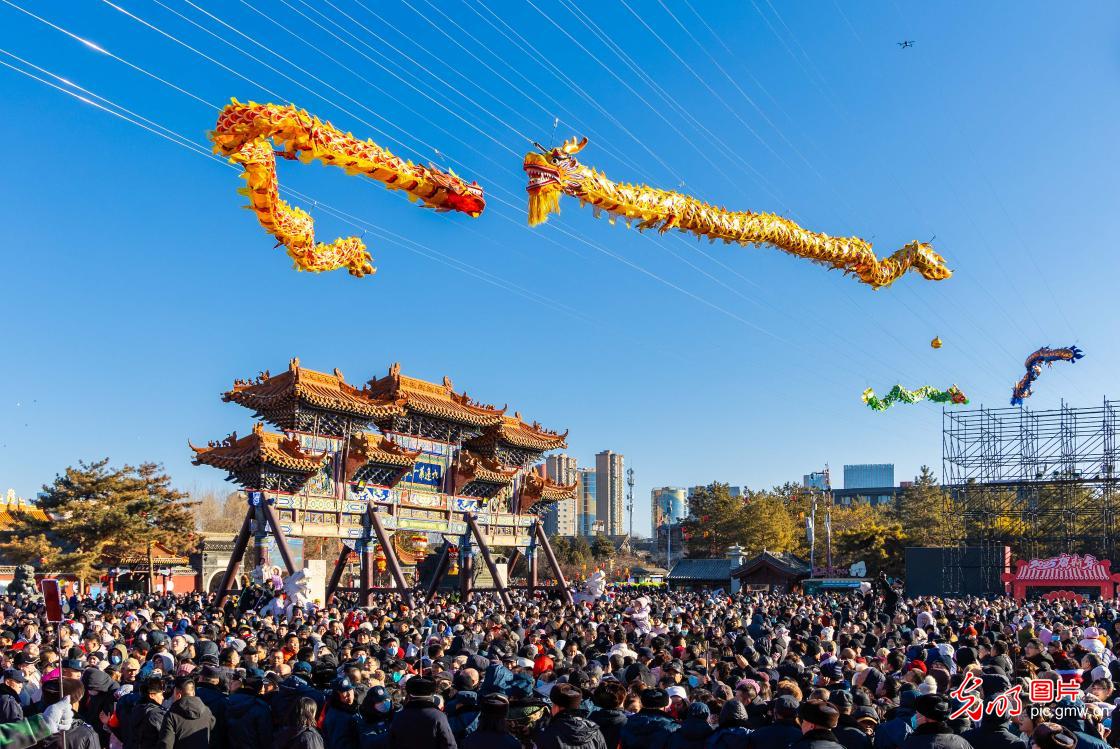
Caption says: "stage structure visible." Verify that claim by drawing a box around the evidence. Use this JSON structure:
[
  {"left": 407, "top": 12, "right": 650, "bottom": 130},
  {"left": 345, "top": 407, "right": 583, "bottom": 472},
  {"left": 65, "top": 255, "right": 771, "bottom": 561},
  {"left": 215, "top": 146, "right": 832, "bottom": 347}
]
[
  {"left": 191, "top": 358, "right": 577, "bottom": 610},
  {"left": 942, "top": 398, "right": 1120, "bottom": 594}
]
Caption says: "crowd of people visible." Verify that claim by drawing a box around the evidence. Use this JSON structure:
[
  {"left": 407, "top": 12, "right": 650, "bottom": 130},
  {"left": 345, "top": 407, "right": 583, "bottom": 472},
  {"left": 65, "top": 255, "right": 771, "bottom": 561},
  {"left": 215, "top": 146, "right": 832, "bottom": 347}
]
[{"left": 0, "top": 573, "right": 1117, "bottom": 749}]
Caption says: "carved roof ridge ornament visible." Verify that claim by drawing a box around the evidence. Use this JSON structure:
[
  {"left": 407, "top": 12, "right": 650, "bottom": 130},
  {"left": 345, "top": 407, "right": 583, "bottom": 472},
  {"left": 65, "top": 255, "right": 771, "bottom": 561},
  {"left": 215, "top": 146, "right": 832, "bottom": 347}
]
[
  {"left": 189, "top": 422, "right": 328, "bottom": 471},
  {"left": 344, "top": 432, "right": 421, "bottom": 482},
  {"left": 225, "top": 360, "right": 403, "bottom": 423},
  {"left": 516, "top": 468, "right": 577, "bottom": 514},
  {"left": 454, "top": 449, "right": 519, "bottom": 486}
]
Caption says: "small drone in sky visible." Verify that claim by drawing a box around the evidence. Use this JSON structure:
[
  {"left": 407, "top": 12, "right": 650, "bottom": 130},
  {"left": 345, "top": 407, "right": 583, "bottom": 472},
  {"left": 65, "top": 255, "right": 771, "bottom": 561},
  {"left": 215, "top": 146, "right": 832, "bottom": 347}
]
[{"left": 898, "top": 40, "right": 915, "bottom": 48}]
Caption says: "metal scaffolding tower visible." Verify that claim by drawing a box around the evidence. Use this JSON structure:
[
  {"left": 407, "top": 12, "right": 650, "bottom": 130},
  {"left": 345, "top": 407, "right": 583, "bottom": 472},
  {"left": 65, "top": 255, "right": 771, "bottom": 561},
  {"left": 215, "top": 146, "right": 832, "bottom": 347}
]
[{"left": 942, "top": 398, "right": 1120, "bottom": 572}]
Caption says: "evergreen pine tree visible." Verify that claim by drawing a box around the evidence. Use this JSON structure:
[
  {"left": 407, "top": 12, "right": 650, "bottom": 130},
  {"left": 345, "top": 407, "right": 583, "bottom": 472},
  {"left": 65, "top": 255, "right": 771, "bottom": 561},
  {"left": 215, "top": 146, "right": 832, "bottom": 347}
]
[{"left": 0, "top": 460, "right": 197, "bottom": 583}]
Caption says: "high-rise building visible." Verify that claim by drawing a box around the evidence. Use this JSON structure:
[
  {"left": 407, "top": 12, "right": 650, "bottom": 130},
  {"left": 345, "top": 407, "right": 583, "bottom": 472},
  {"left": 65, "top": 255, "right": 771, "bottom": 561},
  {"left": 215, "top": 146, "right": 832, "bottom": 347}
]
[
  {"left": 595, "top": 450, "right": 625, "bottom": 536},
  {"left": 843, "top": 464, "right": 895, "bottom": 489},
  {"left": 650, "top": 487, "right": 688, "bottom": 537},
  {"left": 576, "top": 468, "right": 597, "bottom": 537},
  {"left": 803, "top": 472, "right": 828, "bottom": 490},
  {"left": 543, "top": 454, "right": 578, "bottom": 536}
]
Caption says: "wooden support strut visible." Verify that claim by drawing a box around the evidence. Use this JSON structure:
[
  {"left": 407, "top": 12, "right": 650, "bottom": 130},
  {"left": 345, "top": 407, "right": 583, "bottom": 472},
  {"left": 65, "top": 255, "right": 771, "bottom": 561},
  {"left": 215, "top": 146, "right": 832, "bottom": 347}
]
[
  {"left": 507, "top": 548, "right": 523, "bottom": 577},
  {"left": 464, "top": 512, "right": 513, "bottom": 610},
  {"left": 259, "top": 500, "right": 297, "bottom": 575},
  {"left": 216, "top": 505, "right": 255, "bottom": 609},
  {"left": 360, "top": 542, "right": 374, "bottom": 607},
  {"left": 423, "top": 541, "right": 452, "bottom": 604},
  {"left": 325, "top": 544, "right": 351, "bottom": 603},
  {"left": 527, "top": 522, "right": 538, "bottom": 597},
  {"left": 536, "top": 520, "right": 573, "bottom": 605},
  {"left": 368, "top": 507, "right": 415, "bottom": 609},
  {"left": 459, "top": 545, "right": 473, "bottom": 602}
]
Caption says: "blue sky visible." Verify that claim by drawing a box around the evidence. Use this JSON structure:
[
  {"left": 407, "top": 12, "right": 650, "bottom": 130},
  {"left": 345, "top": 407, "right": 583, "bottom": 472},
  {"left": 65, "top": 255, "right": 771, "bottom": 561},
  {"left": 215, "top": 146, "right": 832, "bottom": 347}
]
[{"left": 1, "top": 1, "right": 1118, "bottom": 537}]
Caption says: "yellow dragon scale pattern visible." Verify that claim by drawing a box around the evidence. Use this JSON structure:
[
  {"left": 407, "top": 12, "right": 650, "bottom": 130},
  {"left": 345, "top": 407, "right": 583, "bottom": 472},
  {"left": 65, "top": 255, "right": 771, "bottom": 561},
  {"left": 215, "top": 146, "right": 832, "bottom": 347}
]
[
  {"left": 210, "top": 99, "right": 485, "bottom": 278},
  {"left": 524, "top": 139, "right": 951, "bottom": 289}
]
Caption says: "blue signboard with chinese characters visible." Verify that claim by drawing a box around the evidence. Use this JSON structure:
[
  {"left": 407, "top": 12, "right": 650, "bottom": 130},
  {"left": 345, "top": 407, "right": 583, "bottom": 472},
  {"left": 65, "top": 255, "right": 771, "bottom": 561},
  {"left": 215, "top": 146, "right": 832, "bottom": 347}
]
[{"left": 406, "top": 460, "right": 444, "bottom": 489}]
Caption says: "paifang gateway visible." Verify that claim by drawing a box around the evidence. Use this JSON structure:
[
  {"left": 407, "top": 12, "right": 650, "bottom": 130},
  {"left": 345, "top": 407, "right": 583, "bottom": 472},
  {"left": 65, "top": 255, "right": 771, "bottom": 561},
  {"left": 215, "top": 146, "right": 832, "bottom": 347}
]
[{"left": 191, "top": 358, "right": 577, "bottom": 608}]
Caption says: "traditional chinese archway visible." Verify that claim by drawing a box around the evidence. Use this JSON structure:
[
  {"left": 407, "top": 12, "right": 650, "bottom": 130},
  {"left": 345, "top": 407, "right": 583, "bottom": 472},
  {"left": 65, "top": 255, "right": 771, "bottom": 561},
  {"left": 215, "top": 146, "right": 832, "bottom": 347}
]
[
  {"left": 1002, "top": 554, "right": 1120, "bottom": 600},
  {"left": 190, "top": 358, "right": 577, "bottom": 611}
]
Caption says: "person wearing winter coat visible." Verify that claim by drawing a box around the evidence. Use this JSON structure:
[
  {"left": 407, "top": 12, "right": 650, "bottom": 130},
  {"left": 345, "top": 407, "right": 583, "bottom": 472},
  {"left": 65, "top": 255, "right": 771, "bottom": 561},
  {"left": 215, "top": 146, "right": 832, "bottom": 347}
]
[
  {"left": 80, "top": 665, "right": 121, "bottom": 749},
  {"left": 272, "top": 664, "right": 325, "bottom": 727},
  {"left": 276, "top": 696, "right": 327, "bottom": 749},
  {"left": 157, "top": 677, "right": 217, "bottom": 749},
  {"left": 533, "top": 683, "right": 607, "bottom": 749},
  {"left": 38, "top": 678, "right": 100, "bottom": 749},
  {"left": 463, "top": 693, "right": 518, "bottom": 749},
  {"left": 322, "top": 678, "right": 361, "bottom": 749},
  {"left": 875, "top": 690, "right": 917, "bottom": 749},
  {"left": 0, "top": 698, "right": 73, "bottom": 749},
  {"left": 225, "top": 676, "right": 273, "bottom": 749},
  {"left": 709, "top": 700, "right": 752, "bottom": 749},
  {"left": 900, "top": 695, "right": 972, "bottom": 749},
  {"left": 961, "top": 715, "right": 1025, "bottom": 749},
  {"left": 386, "top": 677, "right": 457, "bottom": 749},
  {"left": 482, "top": 663, "right": 516, "bottom": 696},
  {"left": 589, "top": 681, "right": 628, "bottom": 749},
  {"left": 829, "top": 692, "right": 872, "bottom": 749},
  {"left": 356, "top": 686, "right": 395, "bottom": 749},
  {"left": 620, "top": 689, "right": 679, "bottom": 749},
  {"left": 447, "top": 688, "right": 480, "bottom": 743},
  {"left": 668, "top": 702, "right": 713, "bottom": 749},
  {"left": 747, "top": 695, "right": 803, "bottom": 749},
  {"left": 128, "top": 676, "right": 170, "bottom": 749},
  {"left": 195, "top": 666, "right": 229, "bottom": 749},
  {"left": 0, "top": 670, "right": 25, "bottom": 724},
  {"left": 790, "top": 700, "right": 846, "bottom": 749}
]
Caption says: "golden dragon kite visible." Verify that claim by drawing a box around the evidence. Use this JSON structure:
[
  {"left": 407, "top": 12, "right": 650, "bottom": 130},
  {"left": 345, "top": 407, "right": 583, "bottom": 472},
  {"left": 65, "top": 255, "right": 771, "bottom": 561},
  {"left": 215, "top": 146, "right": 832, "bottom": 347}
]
[
  {"left": 210, "top": 100, "right": 486, "bottom": 278},
  {"left": 523, "top": 137, "right": 950, "bottom": 289}
]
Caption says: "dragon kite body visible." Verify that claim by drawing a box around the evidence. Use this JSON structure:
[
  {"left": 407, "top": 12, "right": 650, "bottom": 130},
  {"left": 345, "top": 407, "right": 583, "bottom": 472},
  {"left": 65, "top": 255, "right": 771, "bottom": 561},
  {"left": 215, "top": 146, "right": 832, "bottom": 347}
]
[
  {"left": 210, "top": 100, "right": 485, "bottom": 277},
  {"left": 524, "top": 138, "right": 951, "bottom": 289},
  {"left": 1011, "top": 346, "right": 1083, "bottom": 405},
  {"left": 862, "top": 384, "right": 969, "bottom": 411}
]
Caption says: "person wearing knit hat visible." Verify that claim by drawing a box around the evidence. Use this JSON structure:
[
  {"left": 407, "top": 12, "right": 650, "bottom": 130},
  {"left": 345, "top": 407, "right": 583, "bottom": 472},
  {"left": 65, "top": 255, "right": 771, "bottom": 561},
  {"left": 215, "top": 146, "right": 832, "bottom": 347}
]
[
  {"left": 795, "top": 699, "right": 844, "bottom": 749},
  {"left": 535, "top": 683, "right": 606, "bottom": 749},
  {"left": 903, "top": 694, "right": 972, "bottom": 749},
  {"left": 620, "top": 689, "right": 679, "bottom": 748}
]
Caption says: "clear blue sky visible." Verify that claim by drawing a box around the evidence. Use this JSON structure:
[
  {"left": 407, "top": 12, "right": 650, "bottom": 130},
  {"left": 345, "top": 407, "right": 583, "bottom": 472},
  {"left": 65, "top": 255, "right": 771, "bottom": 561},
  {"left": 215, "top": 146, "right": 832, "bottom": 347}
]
[{"left": 2, "top": 1, "right": 1118, "bottom": 537}]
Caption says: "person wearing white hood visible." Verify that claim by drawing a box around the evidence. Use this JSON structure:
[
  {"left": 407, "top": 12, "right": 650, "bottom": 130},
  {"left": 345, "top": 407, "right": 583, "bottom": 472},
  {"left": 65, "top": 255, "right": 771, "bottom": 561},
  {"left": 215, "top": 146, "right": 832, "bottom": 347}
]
[
  {"left": 1079, "top": 628, "right": 1111, "bottom": 662},
  {"left": 625, "top": 597, "right": 651, "bottom": 636}
]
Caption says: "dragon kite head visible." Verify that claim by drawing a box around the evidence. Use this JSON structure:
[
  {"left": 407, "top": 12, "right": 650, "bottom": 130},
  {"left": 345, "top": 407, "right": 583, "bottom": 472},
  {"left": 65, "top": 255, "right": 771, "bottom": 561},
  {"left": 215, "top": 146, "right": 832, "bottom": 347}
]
[
  {"left": 524, "top": 136, "right": 588, "bottom": 226},
  {"left": 427, "top": 164, "right": 486, "bottom": 217}
]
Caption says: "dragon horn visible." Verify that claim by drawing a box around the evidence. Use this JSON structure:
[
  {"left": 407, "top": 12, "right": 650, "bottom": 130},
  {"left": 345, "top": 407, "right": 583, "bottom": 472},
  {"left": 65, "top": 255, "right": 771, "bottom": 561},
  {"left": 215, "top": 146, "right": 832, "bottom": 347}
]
[
  {"left": 531, "top": 140, "right": 548, "bottom": 153},
  {"left": 562, "top": 136, "right": 588, "bottom": 154}
]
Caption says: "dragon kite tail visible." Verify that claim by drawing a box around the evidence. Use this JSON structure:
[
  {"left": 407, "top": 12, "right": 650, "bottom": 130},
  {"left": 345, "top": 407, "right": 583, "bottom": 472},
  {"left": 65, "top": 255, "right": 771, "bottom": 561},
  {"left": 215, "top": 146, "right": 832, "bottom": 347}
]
[
  {"left": 523, "top": 137, "right": 952, "bottom": 289},
  {"left": 1010, "top": 345, "right": 1084, "bottom": 405},
  {"left": 210, "top": 99, "right": 486, "bottom": 277},
  {"left": 862, "top": 384, "right": 969, "bottom": 411}
]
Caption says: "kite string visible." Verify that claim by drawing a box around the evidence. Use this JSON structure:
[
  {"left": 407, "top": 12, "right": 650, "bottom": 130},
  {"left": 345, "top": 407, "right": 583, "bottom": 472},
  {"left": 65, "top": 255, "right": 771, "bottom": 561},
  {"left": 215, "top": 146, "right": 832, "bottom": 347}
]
[{"left": 8, "top": 1, "right": 944, "bottom": 397}]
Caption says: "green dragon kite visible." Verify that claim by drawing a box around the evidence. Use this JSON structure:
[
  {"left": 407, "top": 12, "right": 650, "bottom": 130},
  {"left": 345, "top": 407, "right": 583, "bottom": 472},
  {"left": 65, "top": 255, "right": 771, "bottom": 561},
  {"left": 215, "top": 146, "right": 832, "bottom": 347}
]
[{"left": 862, "top": 384, "right": 969, "bottom": 411}]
